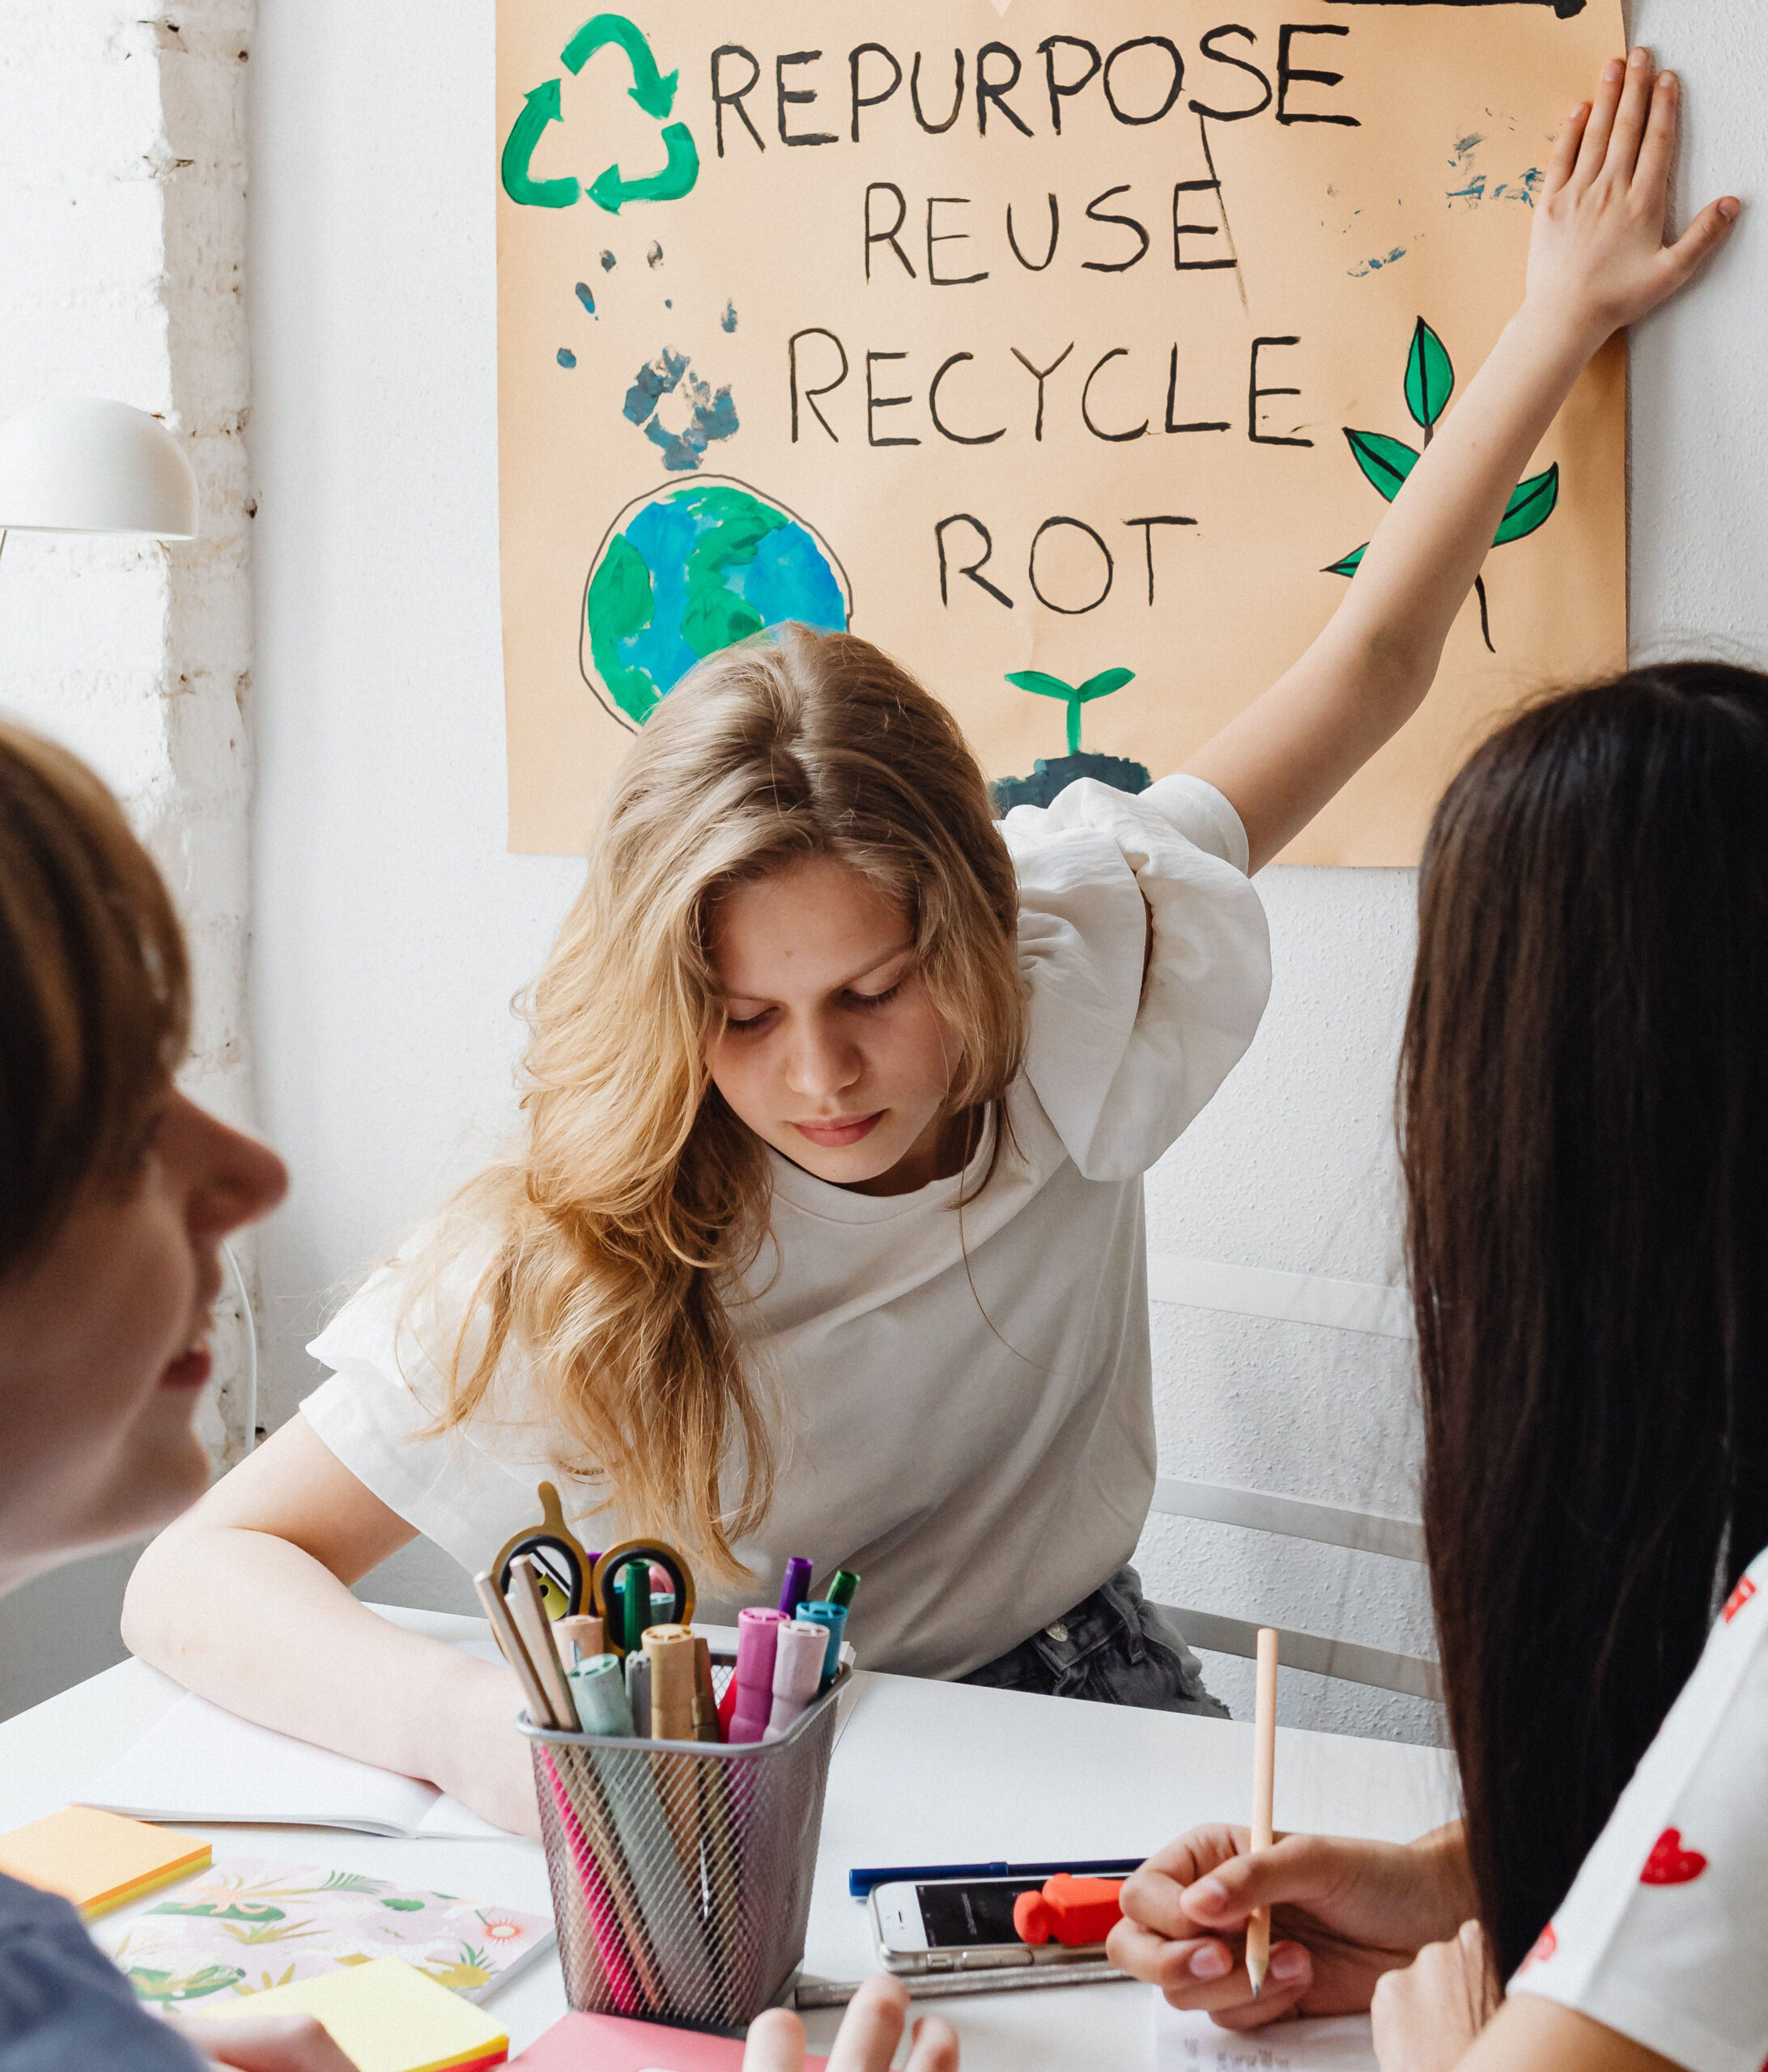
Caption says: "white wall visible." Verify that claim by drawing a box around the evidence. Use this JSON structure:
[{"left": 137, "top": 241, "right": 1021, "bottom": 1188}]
[
  {"left": 0, "top": 0, "right": 257, "bottom": 1718},
  {"left": 244, "top": 0, "right": 1766, "bottom": 1730}
]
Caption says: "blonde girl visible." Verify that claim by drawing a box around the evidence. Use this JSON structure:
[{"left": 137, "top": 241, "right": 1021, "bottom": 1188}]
[{"left": 128, "top": 49, "right": 1733, "bottom": 1841}]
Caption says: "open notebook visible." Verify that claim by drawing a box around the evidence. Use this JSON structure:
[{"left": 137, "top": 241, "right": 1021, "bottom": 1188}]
[{"left": 77, "top": 1693, "right": 514, "bottom": 1842}]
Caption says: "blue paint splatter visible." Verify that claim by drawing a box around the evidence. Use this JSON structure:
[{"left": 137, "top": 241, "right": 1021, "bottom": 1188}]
[
  {"left": 574, "top": 282, "right": 596, "bottom": 316},
  {"left": 1447, "top": 153, "right": 1541, "bottom": 210},
  {"left": 1456, "top": 133, "right": 1484, "bottom": 154},
  {"left": 557, "top": 347, "right": 578, "bottom": 368},
  {"left": 646, "top": 376, "right": 738, "bottom": 473},
  {"left": 624, "top": 347, "right": 689, "bottom": 423},
  {"left": 647, "top": 241, "right": 664, "bottom": 269},
  {"left": 600, "top": 250, "right": 617, "bottom": 271},
  {"left": 720, "top": 301, "right": 738, "bottom": 333},
  {"left": 622, "top": 347, "right": 739, "bottom": 472},
  {"left": 1349, "top": 247, "right": 1408, "bottom": 278},
  {"left": 665, "top": 299, "right": 672, "bottom": 308}
]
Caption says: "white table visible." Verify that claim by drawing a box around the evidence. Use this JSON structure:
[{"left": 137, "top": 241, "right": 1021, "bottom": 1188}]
[{"left": 0, "top": 1607, "right": 1458, "bottom": 2067}]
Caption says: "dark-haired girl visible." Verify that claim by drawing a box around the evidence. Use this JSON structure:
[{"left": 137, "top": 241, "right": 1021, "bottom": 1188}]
[{"left": 1108, "top": 659, "right": 1768, "bottom": 2071}]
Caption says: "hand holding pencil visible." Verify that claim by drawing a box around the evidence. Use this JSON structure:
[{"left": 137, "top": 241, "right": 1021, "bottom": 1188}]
[{"left": 1109, "top": 1777, "right": 1468, "bottom": 2023}]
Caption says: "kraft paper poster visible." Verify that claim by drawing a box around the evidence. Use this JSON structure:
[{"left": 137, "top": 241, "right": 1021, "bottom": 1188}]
[{"left": 496, "top": 1, "right": 1627, "bottom": 864}]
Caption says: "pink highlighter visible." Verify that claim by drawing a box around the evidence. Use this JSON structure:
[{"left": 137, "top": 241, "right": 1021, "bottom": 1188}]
[
  {"left": 763, "top": 1620, "right": 829, "bottom": 1742},
  {"left": 727, "top": 1607, "right": 786, "bottom": 1743}
]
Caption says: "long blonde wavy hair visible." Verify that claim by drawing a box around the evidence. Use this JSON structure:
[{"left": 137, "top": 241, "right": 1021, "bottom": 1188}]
[{"left": 413, "top": 626, "right": 1026, "bottom": 1576}]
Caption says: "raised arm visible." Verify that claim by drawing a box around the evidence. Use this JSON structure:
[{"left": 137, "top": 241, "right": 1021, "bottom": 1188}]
[{"left": 1186, "top": 49, "right": 1739, "bottom": 873}]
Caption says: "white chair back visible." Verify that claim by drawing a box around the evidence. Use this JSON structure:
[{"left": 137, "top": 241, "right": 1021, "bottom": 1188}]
[{"left": 1148, "top": 1477, "right": 1442, "bottom": 1705}]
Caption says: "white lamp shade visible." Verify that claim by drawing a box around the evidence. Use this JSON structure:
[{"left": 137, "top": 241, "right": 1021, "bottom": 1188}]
[{"left": 0, "top": 397, "right": 198, "bottom": 540}]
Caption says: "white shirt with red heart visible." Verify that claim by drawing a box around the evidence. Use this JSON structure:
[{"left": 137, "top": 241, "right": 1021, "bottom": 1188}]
[{"left": 1510, "top": 1548, "right": 1768, "bottom": 2071}]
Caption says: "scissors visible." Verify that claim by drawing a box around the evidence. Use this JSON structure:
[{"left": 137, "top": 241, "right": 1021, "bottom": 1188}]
[
  {"left": 491, "top": 1482, "right": 593, "bottom": 1620},
  {"left": 591, "top": 1538, "right": 696, "bottom": 1656},
  {"left": 491, "top": 1484, "right": 696, "bottom": 1652}
]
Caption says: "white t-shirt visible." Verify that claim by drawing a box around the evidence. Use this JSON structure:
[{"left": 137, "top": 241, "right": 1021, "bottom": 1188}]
[
  {"left": 300, "top": 776, "right": 1270, "bottom": 1680},
  {"left": 1511, "top": 1546, "right": 1768, "bottom": 2071}
]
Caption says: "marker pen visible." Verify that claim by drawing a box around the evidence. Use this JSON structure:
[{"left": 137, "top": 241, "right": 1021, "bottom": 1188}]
[
  {"left": 567, "top": 1653, "right": 635, "bottom": 1736},
  {"left": 555, "top": 1614, "right": 605, "bottom": 1667},
  {"left": 826, "top": 1569, "right": 861, "bottom": 1610},
  {"left": 610, "top": 1562, "right": 649, "bottom": 1658},
  {"left": 623, "top": 1649, "right": 652, "bottom": 1737},
  {"left": 691, "top": 1636, "right": 720, "bottom": 1742},
  {"left": 797, "top": 1600, "right": 848, "bottom": 1688},
  {"left": 644, "top": 1624, "right": 698, "bottom": 1741},
  {"left": 728, "top": 1607, "right": 786, "bottom": 1743},
  {"left": 778, "top": 1556, "right": 814, "bottom": 1619},
  {"left": 763, "top": 1620, "right": 828, "bottom": 1741}
]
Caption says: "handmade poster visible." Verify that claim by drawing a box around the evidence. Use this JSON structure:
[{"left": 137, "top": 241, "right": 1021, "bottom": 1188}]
[
  {"left": 496, "top": 1, "right": 1627, "bottom": 864},
  {"left": 96, "top": 1858, "right": 553, "bottom": 2009}
]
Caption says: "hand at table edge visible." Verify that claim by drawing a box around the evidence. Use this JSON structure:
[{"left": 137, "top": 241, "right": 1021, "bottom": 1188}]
[{"left": 745, "top": 1976, "right": 959, "bottom": 2072}]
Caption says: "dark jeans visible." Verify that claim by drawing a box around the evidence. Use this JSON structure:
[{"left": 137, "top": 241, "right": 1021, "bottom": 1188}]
[{"left": 959, "top": 1565, "right": 1228, "bottom": 1717}]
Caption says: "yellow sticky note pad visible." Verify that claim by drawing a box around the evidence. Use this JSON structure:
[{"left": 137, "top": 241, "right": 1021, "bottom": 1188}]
[
  {"left": 199, "top": 1957, "right": 508, "bottom": 2072},
  {"left": 0, "top": 1806, "right": 210, "bottom": 1920}
]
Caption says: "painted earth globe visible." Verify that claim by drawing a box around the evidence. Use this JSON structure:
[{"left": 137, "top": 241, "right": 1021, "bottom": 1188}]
[{"left": 582, "top": 479, "right": 849, "bottom": 728}]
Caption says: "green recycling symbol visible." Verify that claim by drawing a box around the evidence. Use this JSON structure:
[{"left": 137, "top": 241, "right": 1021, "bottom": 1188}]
[{"left": 501, "top": 12, "right": 699, "bottom": 214}]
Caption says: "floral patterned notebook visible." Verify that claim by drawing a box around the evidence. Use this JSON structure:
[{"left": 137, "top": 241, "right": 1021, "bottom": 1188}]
[{"left": 95, "top": 1857, "right": 553, "bottom": 2010}]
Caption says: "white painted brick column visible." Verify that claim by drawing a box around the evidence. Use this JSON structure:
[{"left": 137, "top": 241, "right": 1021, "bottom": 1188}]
[{"left": 0, "top": 2, "right": 258, "bottom": 1463}]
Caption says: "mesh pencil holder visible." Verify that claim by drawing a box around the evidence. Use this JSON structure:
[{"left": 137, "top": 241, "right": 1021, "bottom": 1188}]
[{"left": 523, "top": 1654, "right": 845, "bottom": 2032}]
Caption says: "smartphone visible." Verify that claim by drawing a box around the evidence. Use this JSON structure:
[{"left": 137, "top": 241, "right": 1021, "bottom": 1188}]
[{"left": 869, "top": 1877, "right": 1108, "bottom": 1976}]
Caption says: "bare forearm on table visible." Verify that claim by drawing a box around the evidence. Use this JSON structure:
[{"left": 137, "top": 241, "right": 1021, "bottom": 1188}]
[{"left": 124, "top": 1522, "right": 504, "bottom": 1787}]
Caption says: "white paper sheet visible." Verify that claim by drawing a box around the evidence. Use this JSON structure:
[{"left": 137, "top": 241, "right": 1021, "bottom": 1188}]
[{"left": 1155, "top": 1997, "right": 1379, "bottom": 2072}]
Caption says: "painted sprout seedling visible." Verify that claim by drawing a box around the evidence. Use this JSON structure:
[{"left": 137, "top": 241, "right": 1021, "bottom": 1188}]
[
  {"left": 990, "top": 666, "right": 1151, "bottom": 813},
  {"left": 1006, "top": 665, "right": 1137, "bottom": 758},
  {"left": 1325, "top": 316, "right": 1560, "bottom": 652}
]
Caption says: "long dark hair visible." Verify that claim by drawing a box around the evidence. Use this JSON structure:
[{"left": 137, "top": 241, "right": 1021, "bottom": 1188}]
[{"left": 1401, "top": 662, "right": 1768, "bottom": 1980}]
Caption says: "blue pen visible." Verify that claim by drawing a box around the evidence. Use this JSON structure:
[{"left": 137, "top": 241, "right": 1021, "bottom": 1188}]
[{"left": 848, "top": 1856, "right": 1145, "bottom": 1900}]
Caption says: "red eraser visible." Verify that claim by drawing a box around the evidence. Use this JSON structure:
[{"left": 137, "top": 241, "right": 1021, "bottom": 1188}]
[{"left": 1013, "top": 1875, "right": 1124, "bottom": 1949}]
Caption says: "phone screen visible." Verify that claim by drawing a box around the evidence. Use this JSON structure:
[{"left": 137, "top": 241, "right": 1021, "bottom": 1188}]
[{"left": 914, "top": 1879, "right": 1043, "bottom": 1947}]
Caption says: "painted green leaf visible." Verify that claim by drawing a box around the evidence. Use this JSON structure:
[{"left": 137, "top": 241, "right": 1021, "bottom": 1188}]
[
  {"left": 1323, "top": 544, "right": 1368, "bottom": 578},
  {"left": 1075, "top": 668, "right": 1135, "bottom": 703},
  {"left": 1005, "top": 669, "right": 1077, "bottom": 701},
  {"left": 1492, "top": 462, "right": 1560, "bottom": 546},
  {"left": 1404, "top": 318, "right": 1456, "bottom": 431},
  {"left": 585, "top": 533, "right": 661, "bottom": 724},
  {"left": 1344, "top": 428, "right": 1420, "bottom": 503}
]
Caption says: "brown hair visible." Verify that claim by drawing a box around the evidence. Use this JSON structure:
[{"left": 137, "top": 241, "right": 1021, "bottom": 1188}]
[
  {"left": 1401, "top": 662, "right": 1768, "bottom": 1979},
  {"left": 412, "top": 626, "right": 1025, "bottom": 1575},
  {"left": 0, "top": 720, "right": 190, "bottom": 1279}
]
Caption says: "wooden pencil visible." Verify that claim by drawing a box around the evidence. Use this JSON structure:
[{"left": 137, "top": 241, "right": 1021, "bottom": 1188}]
[
  {"left": 474, "top": 1569, "right": 559, "bottom": 1729},
  {"left": 1246, "top": 1627, "right": 1278, "bottom": 1998},
  {"left": 507, "top": 1555, "right": 581, "bottom": 1730}
]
